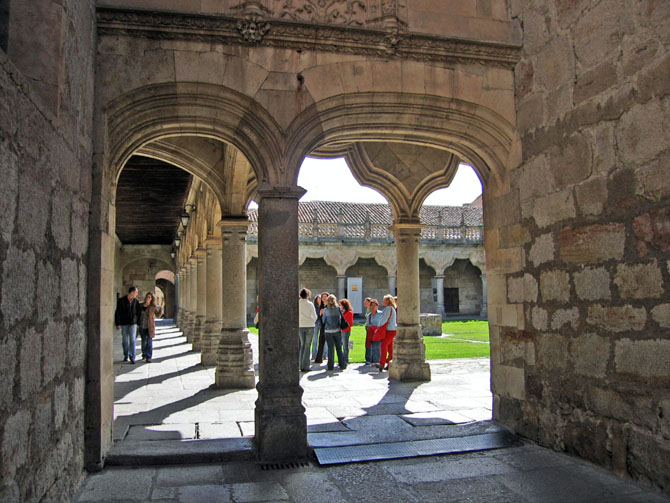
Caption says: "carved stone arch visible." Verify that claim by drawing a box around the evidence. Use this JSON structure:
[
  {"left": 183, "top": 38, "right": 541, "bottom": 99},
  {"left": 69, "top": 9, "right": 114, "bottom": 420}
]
[
  {"left": 121, "top": 257, "right": 173, "bottom": 276},
  {"left": 350, "top": 249, "right": 396, "bottom": 276},
  {"left": 469, "top": 249, "right": 487, "bottom": 273},
  {"left": 421, "top": 250, "right": 457, "bottom": 276},
  {"left": 323, "top": 248, "right": 359, "bottom": 276},
  {"left": 346, "top": 142, "right": 459, "bottom": 222},
  {"left": 105, "top": 82, "right": 285, "bottom": 188},
  {"left": 135, "top": 139, "right": 227, "bottom": 214},
  {"left": 284, "top": 93, "right": 514, "bottom": 197}
]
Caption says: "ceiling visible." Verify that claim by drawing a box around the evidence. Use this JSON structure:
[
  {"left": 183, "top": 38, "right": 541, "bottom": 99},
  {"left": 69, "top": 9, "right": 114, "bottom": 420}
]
[{"left": 115, "top": 155, "right": 192, "bottom": 245}]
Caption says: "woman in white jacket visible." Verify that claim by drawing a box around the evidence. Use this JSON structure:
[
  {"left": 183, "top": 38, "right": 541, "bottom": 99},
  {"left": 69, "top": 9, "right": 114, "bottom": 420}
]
[{"left": 298, "top": 288, "right": 318, "bottom": 372}]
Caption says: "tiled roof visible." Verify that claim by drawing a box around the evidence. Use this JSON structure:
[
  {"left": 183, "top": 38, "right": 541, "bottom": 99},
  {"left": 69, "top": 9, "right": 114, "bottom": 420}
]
[{"left": 247, "top": 201, "right": 482, "bottom": 226}]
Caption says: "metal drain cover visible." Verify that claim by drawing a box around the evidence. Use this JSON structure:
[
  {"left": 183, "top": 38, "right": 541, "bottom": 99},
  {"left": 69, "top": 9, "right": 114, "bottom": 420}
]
[{"left": 313, "top": 431, "right": 519, "bottom": 465}]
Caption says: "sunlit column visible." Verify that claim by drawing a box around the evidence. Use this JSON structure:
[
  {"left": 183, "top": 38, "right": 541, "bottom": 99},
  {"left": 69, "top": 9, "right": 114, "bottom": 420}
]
[
  {"left": 434, "top": 275, "right": 445, "bottom": 319},
  {"left": 215, "top": 218, "right": 255, "bottom": 389},
  {"left": 254, "top": 184, "right": 308, "bottom": 461},
  {"left": 388, "top": 222, "right": 431, "bottom": 382},
  {"left": 337, "top": 275, "right": 346, "bottom": 301},
  {"left": 387, "top": 275, "right": 397, "bottom": 296},
  {"left": 201, "top": 237, "right": 223, "bottom": 365},
  {"left": 192, "top": 248, "right": 207, "bottom": 351}
]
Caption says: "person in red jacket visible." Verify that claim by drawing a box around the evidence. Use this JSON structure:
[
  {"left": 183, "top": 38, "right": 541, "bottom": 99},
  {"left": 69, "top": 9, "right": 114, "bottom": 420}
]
[{"left": 339, "top": 298, "right": 354, "bottom": 364}]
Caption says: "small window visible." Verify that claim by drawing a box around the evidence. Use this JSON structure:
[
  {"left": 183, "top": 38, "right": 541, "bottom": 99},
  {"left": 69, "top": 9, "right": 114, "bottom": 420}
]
[{"left": 0, "top": 0, "right": 9, "bottom": 53}]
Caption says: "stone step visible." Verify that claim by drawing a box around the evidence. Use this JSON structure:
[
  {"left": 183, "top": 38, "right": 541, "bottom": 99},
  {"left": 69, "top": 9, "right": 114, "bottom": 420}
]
[{"left": 105, "top": 437, "right": 255, "bottom": 466}]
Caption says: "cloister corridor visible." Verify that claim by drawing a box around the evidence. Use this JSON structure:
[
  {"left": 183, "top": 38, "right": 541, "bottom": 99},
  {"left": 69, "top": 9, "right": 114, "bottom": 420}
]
[{"left": 110, "top": 319, "right": 493, "bottom": 463}]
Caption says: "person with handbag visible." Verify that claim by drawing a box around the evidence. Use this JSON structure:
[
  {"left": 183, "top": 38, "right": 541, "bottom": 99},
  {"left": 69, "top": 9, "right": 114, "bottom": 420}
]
[
  {"left": 322, "top": 294, "right": 346, "bottom": 370},
  {"left": 138, "top": 291, "right": 163, "bottom": 363},
  {"left": 377, "top": 294, "right": 397, "bottom": 371},
  {"left": 366, "top": 299, "right": 383, "bottom": 368},
  {"left": 298, "top": 288, "right": 318, "bottom": 372},
  {"left": 339, "top": 298, "right": 354, "bottom": 364}
]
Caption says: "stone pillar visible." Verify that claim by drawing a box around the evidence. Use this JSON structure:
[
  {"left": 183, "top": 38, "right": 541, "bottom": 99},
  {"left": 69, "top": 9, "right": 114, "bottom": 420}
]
[
  {"left": 187, "top": 256, "right": 198, "bottom": 342},
  {"left": 388, "top": 223, "right": 431, "bottom": 382},
  {"left": 174, "top": 270, "right": 180, "bottom": 323},
  {"left": 434, "top": 275, "right": 445, "bottom": 319},
  {"left": 191, "top": 248, "right": 207, "bottom": 351},
  {"left": 182, "top": 266, "right": 192, "bottom": 338},
  {"left": 387, "top": 275, "right": 397, "bottom": 296},
  {"left": 337, "top": 275, "right": 347, "bottom": 301},
  {"left": 480, "top": 273, "right": 488, "bottom": 319},
  {"left": 215, "top": 218, "right": 255, "bottom": 389},
  {"left": 254, "top": 184, "right": 308, "bottom": 461},
  {"left": 175, "top": 270, "right": 184, "bottom": 328},
  {"left": 201, "top": 237, "right": 223, "bottom": 365}
]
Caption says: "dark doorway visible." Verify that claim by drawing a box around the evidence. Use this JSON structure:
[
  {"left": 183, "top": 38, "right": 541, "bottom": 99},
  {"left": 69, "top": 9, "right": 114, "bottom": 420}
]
[{"left": 444, "top": 287, "right": 459, "bottom": 313}]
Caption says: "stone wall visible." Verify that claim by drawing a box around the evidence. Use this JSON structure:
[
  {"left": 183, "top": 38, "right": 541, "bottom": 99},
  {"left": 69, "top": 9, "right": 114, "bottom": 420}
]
[
  {"left": 298, "top": 258, "right": 338, "bottom": 299},
  {"left": 504, "top": 0, "right": 670, "bottom": 493},
  {"left": 0, "top": 1, "right": 95, "bottom": 502}
]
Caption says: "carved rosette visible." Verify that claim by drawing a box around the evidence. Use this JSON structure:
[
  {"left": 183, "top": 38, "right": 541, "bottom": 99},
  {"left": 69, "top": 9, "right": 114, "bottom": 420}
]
[
  {"left": 236, "top": 16, "right": 271, "bottom": 43},
  {"left": 279, "top": 0, "right": 367, "bottom": 26}
]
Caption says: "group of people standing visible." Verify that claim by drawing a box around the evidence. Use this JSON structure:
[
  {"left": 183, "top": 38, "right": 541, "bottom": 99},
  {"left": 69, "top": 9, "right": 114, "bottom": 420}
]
[
  {"left": 297, "top": 288, "right": 397, "bottom": 373},
  {"left": 114, "top": 286, "right": 163, "bottom": 364}
]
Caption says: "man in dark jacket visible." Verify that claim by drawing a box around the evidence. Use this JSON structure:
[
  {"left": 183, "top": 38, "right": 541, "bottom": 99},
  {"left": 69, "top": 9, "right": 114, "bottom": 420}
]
[{"left": 115, "top": 286, "right": 141, "bottom": 363}]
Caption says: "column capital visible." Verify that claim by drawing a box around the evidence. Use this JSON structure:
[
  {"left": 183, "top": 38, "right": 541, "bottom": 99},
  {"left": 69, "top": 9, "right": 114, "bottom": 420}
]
[
  {"left": 188, "top": 255, "right": 198, "bottom": 265},
  {"left": 434, "top": 275, "right": 445, "bottom": 279},
  {"left": 256, "top": 183, "right": 306, "bottom": 201},
  {"left": 217, "top": 217, "right": 250, "bottom": 229},
  {"left": 204, "top": 236, "right": 222, "bottom": 248},
  {"left": 195, "top": 247, "right": 207, "bottom": 257},
  {"left": 390, "top": 222, "right": 423, "bottom": 233}
]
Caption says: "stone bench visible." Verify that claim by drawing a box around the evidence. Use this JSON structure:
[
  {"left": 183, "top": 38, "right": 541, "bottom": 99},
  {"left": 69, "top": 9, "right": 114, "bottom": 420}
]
[{"left": 420, "top": 313, "right": 443, "bottom": 336}]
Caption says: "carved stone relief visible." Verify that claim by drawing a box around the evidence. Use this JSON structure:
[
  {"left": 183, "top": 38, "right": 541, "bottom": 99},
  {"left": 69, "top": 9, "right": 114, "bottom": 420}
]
[{"left": 278, "top": 0, "right": 367, "bottom": 26}]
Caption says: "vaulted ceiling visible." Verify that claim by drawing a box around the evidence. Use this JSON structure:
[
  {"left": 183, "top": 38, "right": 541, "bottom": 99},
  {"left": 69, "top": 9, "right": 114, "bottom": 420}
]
[{"left": 115, "top": 156, "right": 192, "bottom": 245}]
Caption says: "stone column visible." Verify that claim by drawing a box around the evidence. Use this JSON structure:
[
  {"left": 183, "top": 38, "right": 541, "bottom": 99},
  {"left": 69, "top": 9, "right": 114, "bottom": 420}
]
[
  {"left": 182, "top": 266, "right": 192, "bottom": 338},
  {"left": 337, "top": 275, "right": 347, "bottom": 301},
  {"left": 175, "top": 270, "right": 183, "bottom": 328},
  {"left": 434, "top": 275, "right": 445, "bottom": 319},
  {"left": 254, "top": 184, "right": 308, "bottom": 461},
  {"left": 201, "top": 237, "right": 223, "bottom": 365},
  {"left": 174, "top": 270, "right": 180, "bottom": 323},
  {"left": 480, "top": 273, "right": 488, "bottom": 319},
  {"left": 215, "top": 218, "right": 255, "bottom": 389},
  {"left": 192, "top": 248, "right": 207, "bottom": 351},
  {"left": 387, "top": 275, "right": 397, "bottom": 296},
  {"left": 388, "top": 223, "right": 431, "bottom": 382},
  {"left": 187, "top": 256, "right": 198, "bottom": 342}
]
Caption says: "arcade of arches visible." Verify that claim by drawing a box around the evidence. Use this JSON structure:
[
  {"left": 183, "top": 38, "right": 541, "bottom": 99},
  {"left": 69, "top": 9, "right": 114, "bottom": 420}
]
[{"left": 0, "top": 1, "right": 669, "bottom": 501}]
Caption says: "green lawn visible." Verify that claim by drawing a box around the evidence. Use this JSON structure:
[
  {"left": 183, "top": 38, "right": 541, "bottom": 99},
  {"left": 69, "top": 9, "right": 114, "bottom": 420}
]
[{"left": 248, "top": 320, "right": 490, "bottom": 362}]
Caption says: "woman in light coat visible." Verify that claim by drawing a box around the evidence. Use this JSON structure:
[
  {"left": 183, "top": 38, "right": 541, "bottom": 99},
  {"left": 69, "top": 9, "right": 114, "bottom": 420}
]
[
  {"left": 322, "top": 294, "right": 346, "bottom": 371},
  {"left": 299, "top": 288, "right": 318, "bottom": 372},
  {"left": 139, "top": 292, "right": 163, "bottom": 363}
]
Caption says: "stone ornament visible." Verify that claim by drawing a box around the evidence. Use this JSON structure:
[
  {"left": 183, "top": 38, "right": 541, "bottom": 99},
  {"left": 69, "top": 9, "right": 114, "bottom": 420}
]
[
  {"left": 279, "top": 0, "right": 367, "bottom": 26},
  {"left": 237, "top": 16, "right": 271, "bottom": 43}
]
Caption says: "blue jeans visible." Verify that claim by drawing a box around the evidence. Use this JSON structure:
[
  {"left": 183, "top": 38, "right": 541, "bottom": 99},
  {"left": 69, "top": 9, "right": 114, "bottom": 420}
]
[
  {"left": 298, "top": 327, "right": 313, "bottom": 371},
  {"left": 311, "top": 324, "right": 320, "bottom": 359},
  {"left": 121, "top": 324, "right": 137, "bottom": 360},
  {"left": 369, "top": 340, "right": 381, "bottom": 366},
  {"left": 325, "top": 331, "right": 345, "bottom": 370},
  {"left": 139, "top": 327, "right": 152, "bottom": 360},
  {"left": 342, "top": 331, "right": 350, "bottom": 364}
]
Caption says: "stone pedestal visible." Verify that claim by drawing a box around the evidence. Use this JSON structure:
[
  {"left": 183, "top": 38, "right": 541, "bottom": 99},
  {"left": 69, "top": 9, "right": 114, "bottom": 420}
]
[
  {"left": 201, "top": 238, "right": 223, "bottom": 366},
  {"left": 215, "top": 219, "right": 255, "bottom": 389},
  {"left": 388, "top": 223, "right": 431, "bottom": 382},
  {"left": 193, "top": 248, "right": 207, "bottom": 351},
  {"left": 253, "top": 185, "right": 308, "bottom": 461},
  {"left": 480, "top": 273, "right": 488, "bottom": 318},
  {"left": 434, "top": 275, "right": 445, "bottom": 319}
]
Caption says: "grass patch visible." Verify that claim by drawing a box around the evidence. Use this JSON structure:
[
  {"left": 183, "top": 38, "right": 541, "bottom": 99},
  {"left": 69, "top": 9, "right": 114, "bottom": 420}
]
[{"left": 248, "top": 320, "right": 490, "bottom": 362}]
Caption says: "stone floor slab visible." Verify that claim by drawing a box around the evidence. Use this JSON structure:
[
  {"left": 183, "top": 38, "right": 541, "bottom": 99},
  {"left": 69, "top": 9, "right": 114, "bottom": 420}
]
[{"left": 126, "top": 424, "right": 196, "bottom": 441}]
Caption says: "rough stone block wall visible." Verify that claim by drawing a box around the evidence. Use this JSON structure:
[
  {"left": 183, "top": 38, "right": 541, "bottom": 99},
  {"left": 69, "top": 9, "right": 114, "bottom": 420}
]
[
  {"left": 298, "top": 257, "right": 337, "bottom": 299},
  {"left": 0, "top": 1, "right": 95, "bottom": 501},
  {"left": 506, "top": 0, "right": 670, "bottom": 493}
]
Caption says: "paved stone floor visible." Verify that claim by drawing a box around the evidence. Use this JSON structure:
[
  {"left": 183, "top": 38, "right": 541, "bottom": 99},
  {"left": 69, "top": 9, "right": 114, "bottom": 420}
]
[{"left": 72, "top": 321, "right": 670, "bottom": 502}]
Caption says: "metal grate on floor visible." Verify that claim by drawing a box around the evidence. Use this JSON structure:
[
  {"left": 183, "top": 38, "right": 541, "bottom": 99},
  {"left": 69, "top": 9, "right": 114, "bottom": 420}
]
[
  {"left": 259, "top": 461, "right": 310, "bottom": 471},
  {"left": 313, "top": 431, "right": 520, "bottom": 465}
]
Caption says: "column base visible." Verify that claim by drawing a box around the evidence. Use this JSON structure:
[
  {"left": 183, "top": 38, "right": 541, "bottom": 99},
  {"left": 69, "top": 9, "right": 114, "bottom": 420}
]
[
  {"left": 388, "top": 324, "right": 431, "bottom": 382},
  {"left": 200, "top": 319, "right": 223, "bottom": 366},
  {"left": 214, "top": 328, "right": 255, "bottom": 389},
  {"left": 192, "top": 315, "right": 206, "bottom": 351},
  {"left": 182, "top": 312, "right": 194, "bottom": 341},
  {"left": 254, "top": 388, "right": 308, "bottom": 462},
  {"left": 480, "top": 306, "right": 488, "bottom": 319}
]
